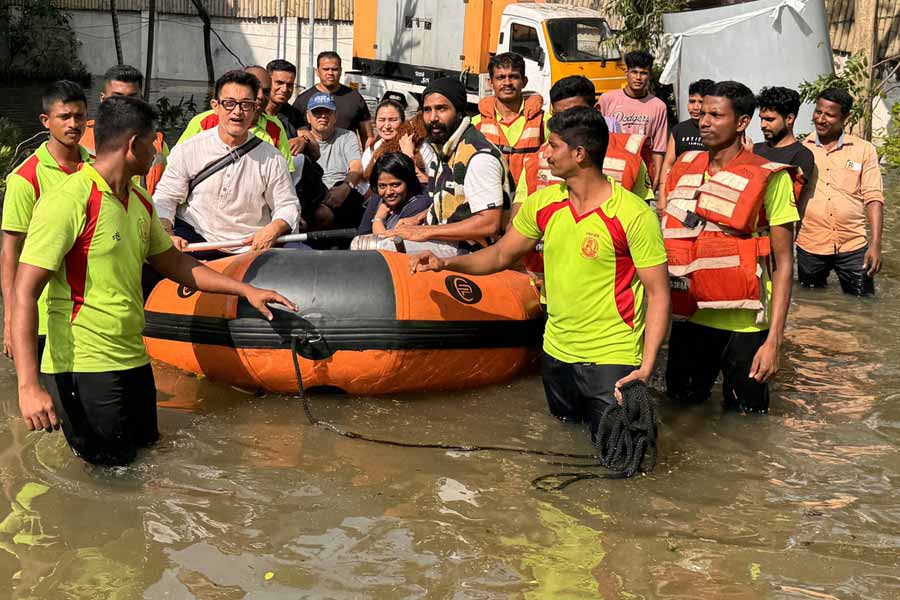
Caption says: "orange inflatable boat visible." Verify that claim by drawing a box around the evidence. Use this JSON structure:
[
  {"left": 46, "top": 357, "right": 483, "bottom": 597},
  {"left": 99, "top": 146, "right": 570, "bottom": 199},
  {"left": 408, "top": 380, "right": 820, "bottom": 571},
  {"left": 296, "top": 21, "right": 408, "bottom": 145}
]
[{"left": 143, "top": 249, "right": 543, "bottom": 395}]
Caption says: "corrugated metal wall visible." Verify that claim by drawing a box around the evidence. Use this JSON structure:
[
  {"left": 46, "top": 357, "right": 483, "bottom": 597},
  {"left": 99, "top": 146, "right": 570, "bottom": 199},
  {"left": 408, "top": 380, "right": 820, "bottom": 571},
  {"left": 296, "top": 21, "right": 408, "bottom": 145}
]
[
  {"left": 2, "top": 0, "right": 897, "bottom": 59},
  {"left": 2, "top": 0, "right": 354, "bottom": 20},
  {"left": 826, "top": 0, "right": 899, "bottom": 60}
]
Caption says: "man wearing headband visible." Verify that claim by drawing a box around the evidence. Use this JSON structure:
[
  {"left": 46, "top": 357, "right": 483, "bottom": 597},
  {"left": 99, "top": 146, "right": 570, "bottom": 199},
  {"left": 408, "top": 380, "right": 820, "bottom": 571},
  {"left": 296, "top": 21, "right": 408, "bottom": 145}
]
[{"left": 390, "top": 77, "right": 511, "bottom": 255}]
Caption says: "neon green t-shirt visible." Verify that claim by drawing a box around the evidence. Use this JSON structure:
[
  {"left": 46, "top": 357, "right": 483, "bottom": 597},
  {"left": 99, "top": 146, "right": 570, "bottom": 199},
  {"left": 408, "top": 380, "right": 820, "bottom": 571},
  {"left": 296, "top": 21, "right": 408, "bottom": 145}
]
[
  {"left": 20, "top": 164, "right": 173, "bottom": 373},
  {"left": 513, "top": 177, "right": 667, "bottom": 365},
  {"left": 689, "top": 170, "right": 799, "bottom": 333},
  {"left": 177, "top": 110, "right": 293, "bottom": 169},
  {"left": 1, "top": 142, "right": 91, "bottom": 335}
]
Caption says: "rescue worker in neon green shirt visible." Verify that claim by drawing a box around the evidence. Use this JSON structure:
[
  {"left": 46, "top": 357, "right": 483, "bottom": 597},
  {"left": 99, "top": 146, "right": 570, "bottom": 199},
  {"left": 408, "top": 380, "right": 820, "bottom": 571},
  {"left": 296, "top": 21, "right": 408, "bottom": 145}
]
[
  {"left": 410, "top": 108, "right": 671, "bottom": 439},
  {"left": 178, "top": 65, "right": 294, "bottom": 170},
  {"left": 11, "top": 96, "right": 297, "bottom": 465},
  {"left": 1, "top": 81, "right": 90, "bottom": 360}
]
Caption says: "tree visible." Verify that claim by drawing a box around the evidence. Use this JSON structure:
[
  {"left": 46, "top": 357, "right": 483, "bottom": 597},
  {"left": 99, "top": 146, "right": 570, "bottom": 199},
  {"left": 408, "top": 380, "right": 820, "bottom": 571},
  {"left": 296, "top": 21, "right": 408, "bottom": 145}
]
[
  {"left": 110, "top": 0, "right": 123, "bottom": 65},
  {"left": 606, "top": 0, "right": 685, "bottom": 52}
]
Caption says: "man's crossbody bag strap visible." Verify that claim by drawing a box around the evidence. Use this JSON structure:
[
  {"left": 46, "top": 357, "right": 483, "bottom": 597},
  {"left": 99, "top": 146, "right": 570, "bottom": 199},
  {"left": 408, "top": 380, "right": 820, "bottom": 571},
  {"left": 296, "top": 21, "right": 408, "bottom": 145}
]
[{"left": 187, "top": 136, "right": 264, "bottom": 194}]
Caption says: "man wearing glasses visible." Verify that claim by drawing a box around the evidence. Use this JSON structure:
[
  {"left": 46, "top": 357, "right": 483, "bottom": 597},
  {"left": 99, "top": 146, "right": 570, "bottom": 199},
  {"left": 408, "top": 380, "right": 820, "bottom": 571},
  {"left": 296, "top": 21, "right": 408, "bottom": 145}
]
[
  {"left": 152, "top": 70, "right": 301, "bottom": 261},
  {"left": 176, "top": 66, "right": 294, "bottom": 167}
]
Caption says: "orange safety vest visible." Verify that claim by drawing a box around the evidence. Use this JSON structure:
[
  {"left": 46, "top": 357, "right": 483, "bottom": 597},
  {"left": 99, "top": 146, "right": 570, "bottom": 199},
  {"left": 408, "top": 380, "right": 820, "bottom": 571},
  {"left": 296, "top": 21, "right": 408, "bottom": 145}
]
[
  {"left": 521, "top": 133, "right": 645, "bottom": 197},
  {"left": 81, "top": 120, "right": 167, "bottom": 195},
  {"left": 476, "top": 94, "right": 544, "bottom": 185},
  {"left": 603, "top": 133, "right": 645, "bottom": 191},
  {"left": 662, "top": 149, "right": 797, "bottom": 320}
]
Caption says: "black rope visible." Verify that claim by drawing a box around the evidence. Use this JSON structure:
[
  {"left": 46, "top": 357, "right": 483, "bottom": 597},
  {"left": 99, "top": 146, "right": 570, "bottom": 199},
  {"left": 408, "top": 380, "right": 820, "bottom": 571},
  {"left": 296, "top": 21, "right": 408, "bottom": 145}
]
[{"left": 290, "top": 336, "right": 658, "bottom": 490}]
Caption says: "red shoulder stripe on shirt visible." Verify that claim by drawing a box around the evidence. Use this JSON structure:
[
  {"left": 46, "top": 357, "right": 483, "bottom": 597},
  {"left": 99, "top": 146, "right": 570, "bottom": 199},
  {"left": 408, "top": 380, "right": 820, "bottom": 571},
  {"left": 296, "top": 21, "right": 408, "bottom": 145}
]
[
  {"left": 14, "top": 155, "right": 41, "bottom": 200},
  {"left": 65, "top": 183, "right": 102, "bottom": 322},
  {"left": 200, "top": 114, "right": 219, "bottom": 130},
  {"left": 535, "top": 200, "right": 569, "bottom": 234},
  {"left": 132, "top": 186, "right": 154, "bottom": 216},
  {"left": 264, "top": 119, "right": 282, "bottom": 147},
  {"left": 595, "top": 210, "right": 637, "bottom": 329}
]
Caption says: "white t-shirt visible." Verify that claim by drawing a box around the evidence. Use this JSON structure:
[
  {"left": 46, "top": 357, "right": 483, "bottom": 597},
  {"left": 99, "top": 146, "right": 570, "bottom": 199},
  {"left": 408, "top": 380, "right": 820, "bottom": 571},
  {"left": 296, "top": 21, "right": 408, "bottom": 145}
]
[{"left": 461, "top": 152, "right": 504, "bottom": 214}]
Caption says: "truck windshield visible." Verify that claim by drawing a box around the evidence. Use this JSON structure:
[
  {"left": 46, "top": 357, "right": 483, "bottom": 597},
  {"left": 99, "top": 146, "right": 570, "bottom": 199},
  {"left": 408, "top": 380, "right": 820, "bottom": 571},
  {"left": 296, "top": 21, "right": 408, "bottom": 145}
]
[{"left": 545, "top": 18, "right": 620, "bottom": 63}]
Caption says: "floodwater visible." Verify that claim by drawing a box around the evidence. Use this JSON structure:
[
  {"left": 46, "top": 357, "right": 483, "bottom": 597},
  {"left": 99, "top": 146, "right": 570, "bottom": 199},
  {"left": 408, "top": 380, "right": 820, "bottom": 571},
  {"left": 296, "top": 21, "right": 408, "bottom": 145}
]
[{"left": 1, "top": 81, "right": 899, "bottom": 598}]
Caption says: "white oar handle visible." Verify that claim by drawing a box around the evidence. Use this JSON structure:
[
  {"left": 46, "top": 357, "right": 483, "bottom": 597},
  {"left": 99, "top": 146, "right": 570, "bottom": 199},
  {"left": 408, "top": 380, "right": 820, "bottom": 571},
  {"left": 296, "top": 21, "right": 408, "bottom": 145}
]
[{"left": 183, "top": 228, "right": 358, "bottom": 252}]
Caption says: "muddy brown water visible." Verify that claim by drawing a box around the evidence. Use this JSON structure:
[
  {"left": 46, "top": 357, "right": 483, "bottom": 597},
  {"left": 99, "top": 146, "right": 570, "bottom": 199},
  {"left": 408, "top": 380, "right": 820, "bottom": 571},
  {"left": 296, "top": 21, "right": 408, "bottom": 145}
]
[{"left": 1, "top": 81, "right": 899, "bottom": 598}]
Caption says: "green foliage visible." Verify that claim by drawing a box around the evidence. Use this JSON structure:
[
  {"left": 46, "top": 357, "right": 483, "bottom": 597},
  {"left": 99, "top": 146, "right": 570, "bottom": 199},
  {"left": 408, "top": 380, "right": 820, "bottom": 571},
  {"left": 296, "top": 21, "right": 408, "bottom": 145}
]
[
  {"left": 154, "top": 96, "right": 200, "bottom": 140},
  {"left": 879, "top": 103, "right": 900, "bottom": 169},
  {"left": 0, "top": 118, "right": 46, "bottom": 200},
  {"left": 0, "top": 118, "right": 23, "bottom": 199},
  {"left": 798, "top": 52, "right": 874, "bottom": 130},
  {"left": 606, "top": 0, "right": 685, "bottom": 52},
  {"left": 0, "top": 0, "right": 89, "bottom": 81}
]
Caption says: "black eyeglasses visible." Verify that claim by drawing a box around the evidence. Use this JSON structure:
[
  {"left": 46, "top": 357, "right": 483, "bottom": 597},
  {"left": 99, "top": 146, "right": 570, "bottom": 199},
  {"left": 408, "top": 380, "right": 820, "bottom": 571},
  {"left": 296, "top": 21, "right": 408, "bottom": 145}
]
[{"left": 218, "top": 99, "right": 257, "bottom": 112}]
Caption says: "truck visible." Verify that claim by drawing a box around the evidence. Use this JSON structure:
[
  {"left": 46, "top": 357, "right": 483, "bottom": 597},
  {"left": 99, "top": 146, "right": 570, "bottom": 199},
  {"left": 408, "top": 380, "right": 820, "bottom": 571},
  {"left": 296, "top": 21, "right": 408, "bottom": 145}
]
[{"left": 346, "top": 0, "right": 626, "bottom": 109}]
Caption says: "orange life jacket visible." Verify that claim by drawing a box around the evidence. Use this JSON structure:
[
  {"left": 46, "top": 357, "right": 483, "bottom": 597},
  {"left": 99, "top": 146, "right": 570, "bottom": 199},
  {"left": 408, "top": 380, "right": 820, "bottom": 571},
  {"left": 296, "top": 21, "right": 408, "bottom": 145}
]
[
  {"left": 521, "top": 133, "right": 645, "bottom": 199},
  {"left": 603, "top": 133, "right": 645, "bottom": 191},
  {"left": 81, "top": 120, "right": 167, "bottom": 195},
  {"left": 663, "top": 149, "right": 797, "bottom": 320},
  {"left": 476, "top": 94, "right": 544, "bottom": 185}
]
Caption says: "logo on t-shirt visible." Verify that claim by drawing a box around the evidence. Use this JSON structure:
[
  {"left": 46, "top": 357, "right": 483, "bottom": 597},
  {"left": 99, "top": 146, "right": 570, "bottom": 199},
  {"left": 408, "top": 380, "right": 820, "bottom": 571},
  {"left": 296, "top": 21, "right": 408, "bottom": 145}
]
[
  {"left": 138, "top": 217, "right": 150, "bottom": 242},
  {"left": 581, "top": 233, "right": 600, "bottom": 259}
]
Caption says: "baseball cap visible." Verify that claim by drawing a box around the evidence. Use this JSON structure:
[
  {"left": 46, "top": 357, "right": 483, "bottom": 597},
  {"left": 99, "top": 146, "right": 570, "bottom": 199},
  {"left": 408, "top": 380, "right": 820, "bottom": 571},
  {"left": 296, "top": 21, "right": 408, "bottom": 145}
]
[{"left": 307, "top": 92, "right": 337, "bottom": 111}]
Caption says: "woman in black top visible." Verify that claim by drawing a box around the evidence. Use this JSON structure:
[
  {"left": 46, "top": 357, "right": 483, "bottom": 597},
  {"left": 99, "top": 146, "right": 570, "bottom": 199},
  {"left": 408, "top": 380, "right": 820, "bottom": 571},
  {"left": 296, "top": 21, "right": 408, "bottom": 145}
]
[{"left": 357, "top": 153, "right": 432, "bottom": 235}]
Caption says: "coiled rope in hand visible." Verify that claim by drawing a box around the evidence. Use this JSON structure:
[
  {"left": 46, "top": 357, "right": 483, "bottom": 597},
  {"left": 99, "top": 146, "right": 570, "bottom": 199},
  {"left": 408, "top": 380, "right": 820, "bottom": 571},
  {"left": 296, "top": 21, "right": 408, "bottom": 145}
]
[{"left": 531, "top": 380, "right": 658, "bottom": 491}]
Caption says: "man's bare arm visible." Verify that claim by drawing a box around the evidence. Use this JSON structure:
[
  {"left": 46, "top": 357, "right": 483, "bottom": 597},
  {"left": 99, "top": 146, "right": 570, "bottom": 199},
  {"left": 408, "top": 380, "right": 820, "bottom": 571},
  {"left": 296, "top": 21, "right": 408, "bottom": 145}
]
[
  {"left": 750, "top": 223, "right": 794, "bottom": 382},
  {"left": 11, "top": 263, "right": 58, "bottom": 431},
  {"left": 1, "top": 231, "right": 26, "bottom": 358},
  {"left": 395, "top": 209, "right": 502, "bottom": 243},
  {"left": 409, "top": 225, "right": 538, "bottom": 276}
]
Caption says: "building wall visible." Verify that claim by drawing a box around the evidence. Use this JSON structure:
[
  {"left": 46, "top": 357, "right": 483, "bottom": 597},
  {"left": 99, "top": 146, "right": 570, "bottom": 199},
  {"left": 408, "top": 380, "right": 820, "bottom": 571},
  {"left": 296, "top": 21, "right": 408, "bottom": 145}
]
[{"left": 67, "top": 9, "right": 352, "bottom": 86}]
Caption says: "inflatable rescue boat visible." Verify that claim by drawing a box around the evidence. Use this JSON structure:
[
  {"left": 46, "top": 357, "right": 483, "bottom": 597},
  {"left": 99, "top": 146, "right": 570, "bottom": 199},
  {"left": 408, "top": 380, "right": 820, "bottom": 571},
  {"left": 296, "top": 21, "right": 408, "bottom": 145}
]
[{"left": 144, "top": 249, "right": 543, "bottom": 395}]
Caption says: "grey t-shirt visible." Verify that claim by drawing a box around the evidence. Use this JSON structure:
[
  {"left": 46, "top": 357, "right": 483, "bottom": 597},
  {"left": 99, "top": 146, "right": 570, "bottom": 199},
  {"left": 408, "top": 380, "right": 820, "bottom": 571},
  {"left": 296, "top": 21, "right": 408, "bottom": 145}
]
[{"left": 317, "top": 128, "right": 362, "bottom": 188}]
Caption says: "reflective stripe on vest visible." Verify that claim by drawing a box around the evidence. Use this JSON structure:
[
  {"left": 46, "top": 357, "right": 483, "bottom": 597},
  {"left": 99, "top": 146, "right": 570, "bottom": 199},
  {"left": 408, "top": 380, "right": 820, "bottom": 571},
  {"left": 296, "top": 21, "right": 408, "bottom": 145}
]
[
  {"left": 661, "top": 149, "right": 792, "bottom": 320},
  {"left": 476, "top": 94, "right": 545, "bottom": 185},
  {"left": 603, "top": 133, "right": 645, "bottom": 191}
]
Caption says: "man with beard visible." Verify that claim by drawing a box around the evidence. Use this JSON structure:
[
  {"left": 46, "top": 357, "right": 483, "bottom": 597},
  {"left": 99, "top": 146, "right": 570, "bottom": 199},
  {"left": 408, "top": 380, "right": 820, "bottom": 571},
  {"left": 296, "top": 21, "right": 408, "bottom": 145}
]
[
  {"left": 472, "top": 52, "right": 544, "bottom": 186},
  {"left": 2, "top": 81, "right": 89, "bottom": 360},
  {"left": 796, "top": 87, "right": 884, "bottom": 296},
  {"left": 390, "top": 77, "right": 510, "bottom": 256},
  {"left": 753, "top": 86, "right": 814, "bottom": 204}
]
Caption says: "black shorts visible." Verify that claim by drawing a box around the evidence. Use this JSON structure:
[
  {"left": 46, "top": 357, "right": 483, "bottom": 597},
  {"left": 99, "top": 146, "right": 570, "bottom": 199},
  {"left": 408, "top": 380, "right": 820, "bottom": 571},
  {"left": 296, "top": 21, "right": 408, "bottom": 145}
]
[
  {"left": 541, "top": 352, "right": 636, "bottom": 433},
  {"left": 665, "top": 320, "right": 770, "bottom": 413},
  {"left": 797, "top": 245, "right": 874, "bottom": 296},
  {"left": 44, "top": 363, "right": 159, "bottom": 466}
]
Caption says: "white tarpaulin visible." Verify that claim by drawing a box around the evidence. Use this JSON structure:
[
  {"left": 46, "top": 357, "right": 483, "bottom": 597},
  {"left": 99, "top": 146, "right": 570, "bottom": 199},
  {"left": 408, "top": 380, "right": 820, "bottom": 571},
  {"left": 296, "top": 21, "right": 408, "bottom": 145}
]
[{"left": 661, "top": 0, "right": 834, "bottom": 140}]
